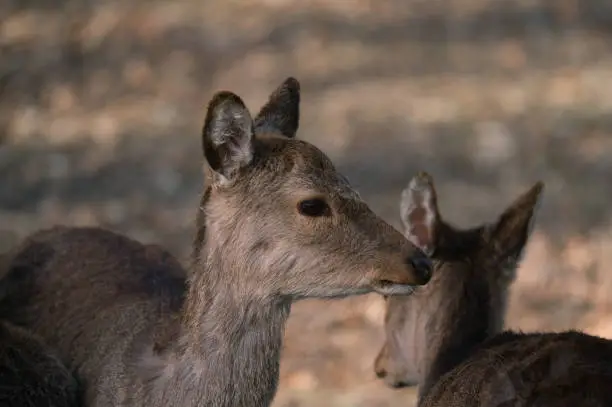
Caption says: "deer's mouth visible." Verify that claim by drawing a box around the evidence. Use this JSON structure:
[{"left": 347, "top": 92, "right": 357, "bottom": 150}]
[{"left": 372, "top": 280, "right": 416, "bottom": 296}]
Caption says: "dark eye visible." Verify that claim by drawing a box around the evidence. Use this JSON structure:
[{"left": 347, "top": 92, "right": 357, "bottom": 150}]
[{"left": 297, "top": 199, "right": 330, "bottom": 217}]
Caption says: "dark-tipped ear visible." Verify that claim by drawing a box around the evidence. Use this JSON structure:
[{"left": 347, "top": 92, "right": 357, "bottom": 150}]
[
  {"left": 253, "top": 77, "right": 300, "bottom": 138},
  {"left": 400, "top": 172, "right": 440, "bottom": 256},
  {"left": 202, "top": 91, "right": 254, "bottom": 181},
  {"left": 488, "top": 181, "right": 544, "bottom": 261}
]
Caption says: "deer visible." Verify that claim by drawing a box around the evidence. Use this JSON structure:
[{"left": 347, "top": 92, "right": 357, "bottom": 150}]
[
  {"left": 0, "top": 77, "right": 433, "bottom": 407},
  {"left": 0, "top": 249, "right": 80, "bottom": 406},
  {"left": 373, "top": 172, "right": 612, "bottom": 406},
  {"left": 0, "top": 320, "right": 80, "bottom": 407}
]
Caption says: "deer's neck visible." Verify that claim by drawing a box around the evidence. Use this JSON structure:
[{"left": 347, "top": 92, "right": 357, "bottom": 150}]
[
  {"left": 143, "top": 261, "right": 290, "bottom": 407},
  {"left": 418, "top": 276, "right": 500, "bottom": 403}
]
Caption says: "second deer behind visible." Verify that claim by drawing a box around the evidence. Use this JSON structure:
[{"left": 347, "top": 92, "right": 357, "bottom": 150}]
[
  {"left": 0, "top": 78, "right": 432, "bottom": 407},
  {"left": 374, "top": 173, "right": 612, "bottom": 406}
]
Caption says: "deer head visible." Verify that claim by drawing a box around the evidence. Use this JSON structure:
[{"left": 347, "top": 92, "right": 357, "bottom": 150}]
[
  {"left": 374, "top": 172, "right": 543, "bottom": 389},
  {"left": 193, "top": 78, "right": 433, "bottom": 302}
]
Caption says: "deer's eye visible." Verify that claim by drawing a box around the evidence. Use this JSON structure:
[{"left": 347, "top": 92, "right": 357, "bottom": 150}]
[{"left": 297, "top": 199, "right": 331, "bottom": 217}]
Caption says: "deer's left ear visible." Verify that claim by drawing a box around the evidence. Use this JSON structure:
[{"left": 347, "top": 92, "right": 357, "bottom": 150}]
[
  {"left": 487, "top": 181, "right": 544, "bottom": 263},
  {"left": 253, "top": 77, "right": 300, "bottom": 139}
]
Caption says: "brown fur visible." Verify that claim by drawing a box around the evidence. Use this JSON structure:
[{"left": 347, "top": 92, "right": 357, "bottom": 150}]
[
  {"left": 421, "top": 330, "right": 612, "bottom": 407},
  {"left": 0, "top": 78, "right": 432, "bottom": 407},
  {"left": 0, "top": 320, "right": 80, "bottom": 407}
]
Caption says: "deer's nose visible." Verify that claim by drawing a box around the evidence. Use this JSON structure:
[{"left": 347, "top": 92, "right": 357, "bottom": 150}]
[
  {"left": 375, "top": 366, "right": 413, "bottom": 389},
  {"left": 408, "top": 253, "right": 433, "bottom": 285},
  {"left": 389, "top": 380, "right": 412, "bottom": 389}
]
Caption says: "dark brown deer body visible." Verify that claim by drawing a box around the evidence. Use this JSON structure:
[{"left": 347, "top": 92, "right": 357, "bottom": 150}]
[
  {"left": 0, "top": 320, "right": 80, "bottom": 407},
  {"left": 0, "top": 78, "right": 432, "bottom": 407},
  {"left": 375, "top": 173, "right": 612, "bottom": 406},
  {"left": 421, "top": 330, "right": 612, "bottom": 407}
]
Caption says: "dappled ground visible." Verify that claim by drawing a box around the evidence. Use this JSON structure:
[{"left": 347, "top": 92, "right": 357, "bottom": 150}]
[{"left": 2, "top": 0, "right": 612, "bottom": 405}]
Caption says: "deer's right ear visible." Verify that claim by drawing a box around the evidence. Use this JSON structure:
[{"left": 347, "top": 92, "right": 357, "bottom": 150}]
[
  {"left": 400, "top": 172, "right": 440, "bottom": 256},
  {"left": 253, "top": 77, "right": 300, "bottom": 138},
  {"left": 202, "top": 91, "right": 254, "bottom": 181}
]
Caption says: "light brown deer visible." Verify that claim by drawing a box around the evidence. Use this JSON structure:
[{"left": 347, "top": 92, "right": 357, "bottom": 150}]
[
  {"left": 0, "top": 78, "right": 432, "bottom": 407},
  {"left": 374, "top": 173, "right": 612, "bottom": 406},
  {"left": 0, "top": 320, "right": 79, "bottom": 407}
]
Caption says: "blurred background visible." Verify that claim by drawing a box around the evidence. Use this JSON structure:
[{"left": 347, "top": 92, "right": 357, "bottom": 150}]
[{"left": 2, "top": 0, "right": 612, "bottom": 405}]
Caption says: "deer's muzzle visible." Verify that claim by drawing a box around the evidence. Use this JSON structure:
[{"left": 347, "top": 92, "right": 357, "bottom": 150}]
[{"left": 371, "top": 251, "right": 432, "bottom": 296}]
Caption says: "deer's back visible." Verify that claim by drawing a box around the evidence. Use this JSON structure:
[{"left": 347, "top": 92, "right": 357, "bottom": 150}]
[
  {"left": 421, "top": 330, "right": 612, "bottom": 407},
  {"left": 0, "top": 320, "right": 80, "bottom": 407},
  {"left": 0, "top": 226, "right": 187, "bottom": 404}
]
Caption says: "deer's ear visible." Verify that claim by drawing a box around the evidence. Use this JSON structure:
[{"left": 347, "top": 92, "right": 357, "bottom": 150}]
[
  {"left": 253, "top": 77, "right": 300, "bottom": 138},
  {"left": 487, "top": 181, "right": 544, "bottom": 262},
  {"left": 400, "top": 172, "right": 440, "bottom": 256},
  {"left": 202, "top": 91, "right": 254, "bottom": 181}
]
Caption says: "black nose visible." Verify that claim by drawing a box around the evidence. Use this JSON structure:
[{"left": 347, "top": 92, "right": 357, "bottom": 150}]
[{"left": 409, "top": 254, "right": 433, "bottom": 284}]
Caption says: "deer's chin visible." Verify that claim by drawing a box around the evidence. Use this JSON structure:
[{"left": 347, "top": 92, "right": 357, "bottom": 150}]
[{"left": 372, "top": 281, "right": 416, "bottom": 296}]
